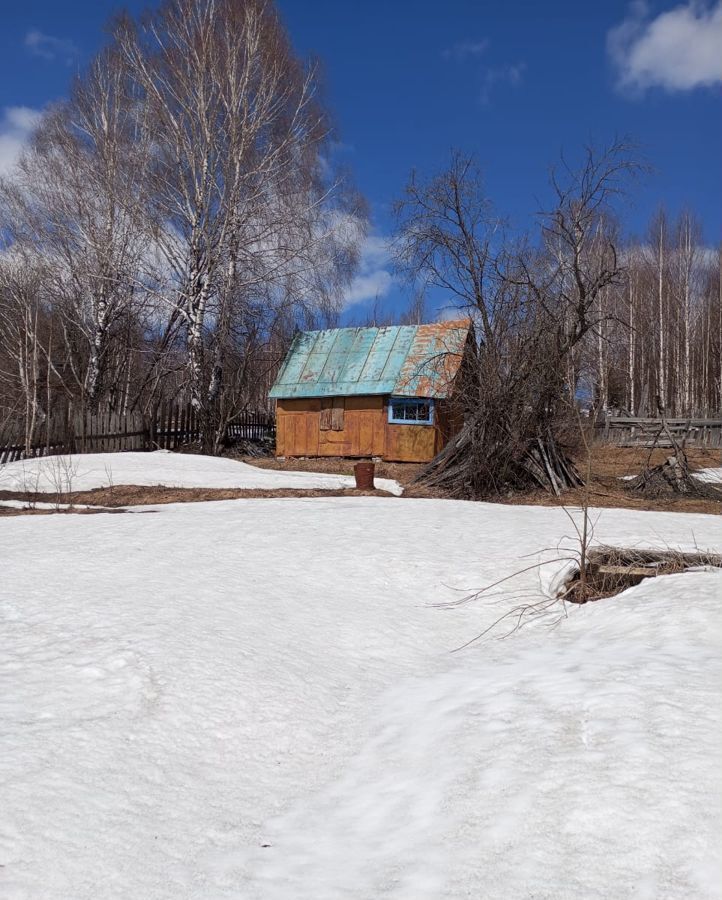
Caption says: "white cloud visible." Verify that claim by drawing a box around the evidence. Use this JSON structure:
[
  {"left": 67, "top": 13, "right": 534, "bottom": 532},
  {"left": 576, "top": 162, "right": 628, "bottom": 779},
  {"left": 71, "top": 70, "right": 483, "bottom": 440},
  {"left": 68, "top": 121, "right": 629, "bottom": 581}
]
[
  {"left": 24, "top": 29, "right": 79, "bottom": 64},
  {"left": 608, "top": 1, "right": 722, "bottom": 92},
  {"left": 342, "top": 234, "right": 395, "bottom": 308},
  {"left": 480, "top": 62, "right": 526, "bottom": 104},
  {"left": 442, "top": 39, "right": 490, "bottom": 62},
  {"left": 0, "top": 106, "right": 42, "bottom": 176},
  {"left": 442, "top": 37, "right": 525, "bottom": 104}
]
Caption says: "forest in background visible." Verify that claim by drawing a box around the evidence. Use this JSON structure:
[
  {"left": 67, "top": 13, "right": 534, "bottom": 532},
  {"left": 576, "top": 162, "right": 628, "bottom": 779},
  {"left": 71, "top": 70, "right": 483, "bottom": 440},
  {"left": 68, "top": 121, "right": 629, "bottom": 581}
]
[{"left": 0, "top": 0, "right": 719, "bottom": 462}]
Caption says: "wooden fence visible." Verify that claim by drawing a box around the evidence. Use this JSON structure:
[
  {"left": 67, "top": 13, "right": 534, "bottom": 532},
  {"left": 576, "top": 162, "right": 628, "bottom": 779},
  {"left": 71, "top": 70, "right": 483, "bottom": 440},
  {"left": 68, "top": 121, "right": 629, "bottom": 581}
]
[
  {"left": 226, "top": 409, "right": 277, "bottom": 442},
  {"left": 596, "top": 416, "right": 722, "bottom": 448},
  {"left": 0, "top": 402, "right": 275, "bottom": 464}
]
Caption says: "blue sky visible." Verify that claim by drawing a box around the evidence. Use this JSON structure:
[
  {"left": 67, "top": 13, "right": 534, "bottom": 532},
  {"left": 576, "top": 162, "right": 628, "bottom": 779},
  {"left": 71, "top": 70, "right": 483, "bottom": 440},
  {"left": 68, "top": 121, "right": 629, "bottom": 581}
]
[{"left": 1, "top": 0, "right": 720, "bottom": 320}]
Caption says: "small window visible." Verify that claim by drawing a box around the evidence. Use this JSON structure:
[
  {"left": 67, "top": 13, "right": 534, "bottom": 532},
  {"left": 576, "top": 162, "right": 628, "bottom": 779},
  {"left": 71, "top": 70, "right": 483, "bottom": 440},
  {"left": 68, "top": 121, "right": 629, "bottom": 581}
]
[{"left": 388, "top": 397, "right": 434, "bottom": 426}]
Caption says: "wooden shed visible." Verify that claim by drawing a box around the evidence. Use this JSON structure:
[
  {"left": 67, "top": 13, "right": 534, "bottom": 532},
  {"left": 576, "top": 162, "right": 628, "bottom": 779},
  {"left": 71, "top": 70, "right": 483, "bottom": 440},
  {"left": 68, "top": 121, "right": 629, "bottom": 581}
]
[{"left": 269, "top": 319, "right": 472, "bottom": 463}]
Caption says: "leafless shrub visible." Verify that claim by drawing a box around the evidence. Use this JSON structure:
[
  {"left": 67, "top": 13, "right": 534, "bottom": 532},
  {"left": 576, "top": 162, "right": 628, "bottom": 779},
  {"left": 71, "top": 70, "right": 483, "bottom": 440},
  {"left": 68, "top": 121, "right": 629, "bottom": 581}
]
[
  {"left": 47, "top": 455, "right": 80, "bottom": 509},
  {"left": 396, "top": 141, "right": 643, "bottom": 499},
  {"left": 564, "top": 544, "right": 722, "bottom": 603}
]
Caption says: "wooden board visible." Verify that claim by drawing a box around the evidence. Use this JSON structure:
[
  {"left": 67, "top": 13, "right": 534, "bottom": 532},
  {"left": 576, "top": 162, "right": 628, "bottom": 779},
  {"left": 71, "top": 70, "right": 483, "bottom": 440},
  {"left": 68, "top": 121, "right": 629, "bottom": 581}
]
[
  {"left": 276, "top": 395, "right": 463, "bottom": 462},
  {"left": 384, "top": 421, "right": 437, "bottom": 462},
  {"left": 276, "top": 398, "right": 321, "bottom": 457},
  {"left": 277, "top": 395, "right": 386, "bottom": 458},
  {"left": 318, "top": 396, "right": 384, "bottom": 457}
]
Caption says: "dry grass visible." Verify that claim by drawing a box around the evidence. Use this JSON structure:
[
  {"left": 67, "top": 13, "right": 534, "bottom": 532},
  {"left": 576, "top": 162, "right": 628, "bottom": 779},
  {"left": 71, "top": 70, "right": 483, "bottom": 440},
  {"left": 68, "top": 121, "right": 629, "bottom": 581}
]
[
  {"left": 585, "top": 445, "right": 720, "bottom": 479},
  {"left": 238, "top": 446, "right": 722, "bottom": 511},
  {"left": 1, "top": 445, "right": 719, "bottom": 515},
  {"left": 0, "top": 482, "right": 397, "bottom": 514},
  {"left": 500, "top": 445, "right": 722, "bottom": 515},
  {"left": 232, "top": 454, "right": 425, "bottom": 485},
  {"left": 564, "top": 545, "right": 722, "bottom": 604}
]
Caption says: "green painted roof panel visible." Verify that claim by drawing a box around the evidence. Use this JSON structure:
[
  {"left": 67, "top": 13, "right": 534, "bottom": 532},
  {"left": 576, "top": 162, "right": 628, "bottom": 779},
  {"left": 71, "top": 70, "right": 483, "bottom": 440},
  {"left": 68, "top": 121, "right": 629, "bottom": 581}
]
[
  {"left": 341, "top": 328, "right": 380, "bottom": 383},
  {"left": 356, "top": 327, "right": 402, "bottom": 382},
  {"left": 269, "top": 320, "right": 471, "bottom": 400},
  {"left": 274, "top": 330, "right": 317, "bottom": 387},
  {"left": 318, "top": 328, "right": 357, "bottom": 384}
]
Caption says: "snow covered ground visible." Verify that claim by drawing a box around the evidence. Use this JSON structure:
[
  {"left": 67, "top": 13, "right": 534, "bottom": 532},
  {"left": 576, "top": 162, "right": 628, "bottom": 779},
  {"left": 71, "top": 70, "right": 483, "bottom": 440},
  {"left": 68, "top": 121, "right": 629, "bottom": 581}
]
[
  {"left": 620, "top": 464, "right": 722, "bottom": 486},
  {"left": 0, "top": 499, "right": 110, "bottom": 511},
  {"left": 0, "top": 450, "right": 403, "bottom": 496},
  {"left": 1, "top": 497, "right": 720, "bottom": 899},
  {"left": 694, "top": 466, "right": 722, "bottom": 484}
]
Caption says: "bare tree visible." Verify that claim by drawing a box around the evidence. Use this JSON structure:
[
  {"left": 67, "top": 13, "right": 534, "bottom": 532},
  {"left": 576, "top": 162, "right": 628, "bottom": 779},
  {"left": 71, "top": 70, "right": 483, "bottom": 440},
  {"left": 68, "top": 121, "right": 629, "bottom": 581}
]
[
  {"left": 395, "top": 142, "right": 640, "bottom": 498},
  {"left": 0, "top": 255, "right": 48, "bottom": 451},
  {"left": 0, "top": 48, "right": 153, "bottom": 413},
  {"left": 585, "top": 210, "right": 721, "bottom": 420},
  {"left": 113, "top": 0, "right": 362, "bottom": 448}
]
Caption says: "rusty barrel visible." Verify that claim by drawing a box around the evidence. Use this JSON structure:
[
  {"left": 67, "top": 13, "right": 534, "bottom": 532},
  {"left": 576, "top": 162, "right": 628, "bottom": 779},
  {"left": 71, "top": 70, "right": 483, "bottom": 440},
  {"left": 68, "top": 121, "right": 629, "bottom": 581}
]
[{"left": 354, "top": 461, "right": 375, "bottom": 490}]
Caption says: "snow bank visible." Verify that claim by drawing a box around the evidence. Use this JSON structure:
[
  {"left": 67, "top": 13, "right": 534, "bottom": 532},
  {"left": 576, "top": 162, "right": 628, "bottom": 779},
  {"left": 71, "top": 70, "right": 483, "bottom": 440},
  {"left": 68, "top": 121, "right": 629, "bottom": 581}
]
[
  {"left": 1, "top": 499, "right": 720, "bottom": 898},
  {"left": 0, "top": 499, "right": 112, "bottom": 511},
  {"left": 693, "top": 466, "right": 722, "bottom": 484},
  {"left": 619, "top": 465, "right": 722, "bottom": 486},
  {"left": 0, "top": 450, "right": 403, "bottom": 496}
]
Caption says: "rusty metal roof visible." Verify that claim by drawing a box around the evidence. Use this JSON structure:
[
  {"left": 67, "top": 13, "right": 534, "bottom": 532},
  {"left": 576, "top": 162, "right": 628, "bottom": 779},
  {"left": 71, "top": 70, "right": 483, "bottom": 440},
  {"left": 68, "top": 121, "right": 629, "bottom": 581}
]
[{"left": 269, "top": 320, "right": 471, "bottom": 400}]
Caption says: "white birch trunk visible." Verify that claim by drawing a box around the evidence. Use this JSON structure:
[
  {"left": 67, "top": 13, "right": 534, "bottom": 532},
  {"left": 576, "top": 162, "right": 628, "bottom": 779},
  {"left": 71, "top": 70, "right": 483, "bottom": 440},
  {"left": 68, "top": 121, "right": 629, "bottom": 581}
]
[{"left": 657, "top": 219, "right": 666, "bottom": 411}]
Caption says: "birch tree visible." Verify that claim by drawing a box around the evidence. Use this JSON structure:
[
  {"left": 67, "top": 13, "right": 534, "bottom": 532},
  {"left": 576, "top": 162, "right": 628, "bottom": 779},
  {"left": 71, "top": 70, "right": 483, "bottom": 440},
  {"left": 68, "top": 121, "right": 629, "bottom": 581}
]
[
  {"left": 0, "top": 255, "right": 48, "bottom": 450},
  {"left": 113, "top": 0, "right": 361, "bottom": 447},
  {"left": 0, "top": 48, "right": 152, "bottom": 411}
]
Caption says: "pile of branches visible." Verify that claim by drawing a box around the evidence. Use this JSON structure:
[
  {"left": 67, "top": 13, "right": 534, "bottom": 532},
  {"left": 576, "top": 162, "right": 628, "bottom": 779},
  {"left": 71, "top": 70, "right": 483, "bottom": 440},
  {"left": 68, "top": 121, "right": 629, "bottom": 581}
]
[
  {"left": 415, "top": 420, "right": 582, "bottom": 498},
  {"left": 627, "top": 416, "right": 722, "bottom": 500},
  {"left": 627, "top": 452, "right": 722, "bottom": 500},
  {"left": 412, "top": 329, "right": 585, "bottom": 499},
  {"left": 226, "top": 437, "right": 275, "bottom": 458},
  {"left": 395, "top": 141, "right": 642, "bottom": 501},
  {"left": 565, "top": 544, "right": 722, "bottom": 604}
]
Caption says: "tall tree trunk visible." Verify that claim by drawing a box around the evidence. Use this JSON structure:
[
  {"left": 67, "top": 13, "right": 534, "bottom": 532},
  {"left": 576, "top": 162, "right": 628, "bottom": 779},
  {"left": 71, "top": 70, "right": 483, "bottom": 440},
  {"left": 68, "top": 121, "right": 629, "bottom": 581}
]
[
  {"left": 656, "top": 218, "right": 666, "bottom": 410},
  {"left": 628, "top": 276, "right": 636, "bottom": 414}
]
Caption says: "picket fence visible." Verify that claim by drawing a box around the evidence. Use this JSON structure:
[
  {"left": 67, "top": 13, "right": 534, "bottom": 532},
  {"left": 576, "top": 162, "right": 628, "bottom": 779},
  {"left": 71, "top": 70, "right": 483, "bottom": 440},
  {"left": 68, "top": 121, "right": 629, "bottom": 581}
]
[
  {"left": 596, "top": 416, "right": 722, "bottom": 448},
  {"left": 0, "top": 402, "right": 275, "bottom": 465}
]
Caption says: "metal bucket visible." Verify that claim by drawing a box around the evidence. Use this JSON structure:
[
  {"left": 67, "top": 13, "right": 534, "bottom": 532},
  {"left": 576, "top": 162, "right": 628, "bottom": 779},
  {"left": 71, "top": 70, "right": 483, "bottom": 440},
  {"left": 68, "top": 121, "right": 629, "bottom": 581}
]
[{"left": 354, "top": 461, "right": 375, "bottom": 490}]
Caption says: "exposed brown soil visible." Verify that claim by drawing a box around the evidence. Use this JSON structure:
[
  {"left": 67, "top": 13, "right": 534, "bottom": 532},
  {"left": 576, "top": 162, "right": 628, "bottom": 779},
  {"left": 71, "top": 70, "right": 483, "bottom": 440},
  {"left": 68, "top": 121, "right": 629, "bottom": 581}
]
[
  {"left": 232, "top": 454, "right": 426, "bottom": 485},
  {"left": 499, "top": 445, "right": 722, "bottom": 515},
  {"left": 236, "top": 447, "right": 722, "bottom": 511},
  {"left": 564, "top": 546, "right": 722, "bottom": 604},
  {"left": 0, "top": 483, "right": 396, "bottom": 515},
  {"left": 1, "top": 446, "right": 719, "bottom": 515},
  {"left": 232, "top": 456, "right": 450, "bottom": 499},
  {"left": 582, "top": 445, "right": 720, "bottom": 480}
]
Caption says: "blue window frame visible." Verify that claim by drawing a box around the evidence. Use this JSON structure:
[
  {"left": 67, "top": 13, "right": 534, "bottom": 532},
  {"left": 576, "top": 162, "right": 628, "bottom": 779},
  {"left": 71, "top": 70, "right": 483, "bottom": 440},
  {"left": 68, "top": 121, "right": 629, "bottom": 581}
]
[{"left": 388, "top": 397, "right": 434, "bottom": 425}]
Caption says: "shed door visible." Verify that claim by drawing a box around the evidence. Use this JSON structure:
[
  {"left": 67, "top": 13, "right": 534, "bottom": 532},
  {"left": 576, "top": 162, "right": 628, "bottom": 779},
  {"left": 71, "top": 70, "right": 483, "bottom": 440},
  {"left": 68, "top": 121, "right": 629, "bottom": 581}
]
[{"left": 320, "top": 398, "right": 345, "bottom": 431}]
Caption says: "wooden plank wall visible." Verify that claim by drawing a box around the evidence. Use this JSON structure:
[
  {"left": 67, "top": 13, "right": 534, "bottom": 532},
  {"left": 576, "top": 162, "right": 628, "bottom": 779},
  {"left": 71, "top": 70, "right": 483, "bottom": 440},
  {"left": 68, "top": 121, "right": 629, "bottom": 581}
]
[
  {"left": 276, "top": 396, "right": 388, "bottom": 458},
  {"left": 319, "top": 396, "right": 386, "bottom": 458},
  {"left": 275, "top": 395, "right": 455, "bottom": 462},
  {"left": 384, "top": 419, "right": 437, "bottom": 462}
]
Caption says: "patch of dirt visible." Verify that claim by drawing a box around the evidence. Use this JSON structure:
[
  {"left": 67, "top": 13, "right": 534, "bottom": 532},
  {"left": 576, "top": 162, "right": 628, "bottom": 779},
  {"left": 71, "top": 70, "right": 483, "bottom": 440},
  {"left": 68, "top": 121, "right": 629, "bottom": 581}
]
[
  {"left": 236, "top": 447, "right": 722, "bottom": 509},
  {"left": 2, "top": 446, "right": 718, "bottom": 514},
  {"left": 563, "top": 546, "right": 722, "bottom": 604},
  {"left": 500, "top": 445, "right": 722, "bottom": 515},
  {"left": 0, "top": 505, "right": 131, "bottom": 517},
  {"left": 583, "top": 445, "right": 720, "bottom": 480},
  {"left": 234, "top": 455, "right": 425, "bottom": 486},
  {"left": 501, "top": 484, "right": 722, "bottom": 515},
  {"left": 233, "top": 456, "right": 453, "bottom": 498},
  {"left": 0, "top": 483, "right": 397, "bottom": 512}
]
